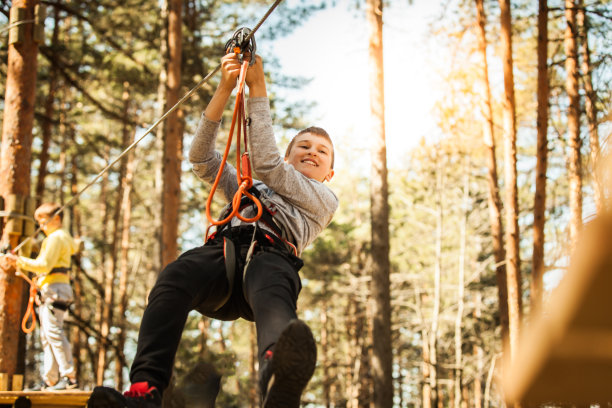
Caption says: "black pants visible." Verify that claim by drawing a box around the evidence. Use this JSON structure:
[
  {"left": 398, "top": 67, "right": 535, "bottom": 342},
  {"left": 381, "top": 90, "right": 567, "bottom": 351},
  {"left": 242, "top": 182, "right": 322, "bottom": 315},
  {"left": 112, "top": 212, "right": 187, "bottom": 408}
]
[{"left": 129, "top": 226, "right": 303, "bottom": 392}]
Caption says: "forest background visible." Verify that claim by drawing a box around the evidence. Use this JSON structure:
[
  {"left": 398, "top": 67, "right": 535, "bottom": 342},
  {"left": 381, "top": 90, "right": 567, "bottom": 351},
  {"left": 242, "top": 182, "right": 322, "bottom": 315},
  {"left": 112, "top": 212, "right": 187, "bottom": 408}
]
[{"left": 0, "top": 0, "right": 610, "bottom": 407}]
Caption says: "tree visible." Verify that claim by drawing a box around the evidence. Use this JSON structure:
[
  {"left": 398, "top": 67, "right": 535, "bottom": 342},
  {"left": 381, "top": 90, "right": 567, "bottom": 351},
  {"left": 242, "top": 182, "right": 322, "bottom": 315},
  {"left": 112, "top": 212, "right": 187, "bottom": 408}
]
[
  {"left": 498, "top": 0, "right": 522, "bottom": 363},
  {"left": 161, "top": 0, "right": 184, "bottom": 267},
  {"left": 0, "top": 0, "right": 40, "bottom": 377},
  {"left": 366, "top": 0, "right": 393, "bottom": 406},
  {"left": 577, "top": 0, "right": 602, "bottom": 213},
  {"left": 474, "top": 0, "right": 510, "bottom": 351},
  {"left": 532, "top": 0, "right": 550, "bottom": 312},
  {"left": 565, "top": 0, "right": 582, "bottom": 247}
]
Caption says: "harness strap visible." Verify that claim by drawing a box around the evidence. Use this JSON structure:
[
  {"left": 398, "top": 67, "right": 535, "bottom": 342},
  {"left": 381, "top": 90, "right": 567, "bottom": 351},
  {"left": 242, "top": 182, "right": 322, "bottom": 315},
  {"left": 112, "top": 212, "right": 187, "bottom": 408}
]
[
  {"left": 49, "top": 266, "right": 70, "bottom": 274},
  {"left": 213, "top": 237, "right": 236, "bottom": 312}
]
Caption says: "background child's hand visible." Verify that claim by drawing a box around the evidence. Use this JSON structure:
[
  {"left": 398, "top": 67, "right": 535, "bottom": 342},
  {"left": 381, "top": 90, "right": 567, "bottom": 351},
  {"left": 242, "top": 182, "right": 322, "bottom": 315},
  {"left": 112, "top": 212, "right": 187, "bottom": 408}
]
[
  {"left": 245, "top": 55, "right": 267, "bottom": 97},
  {"left": 219, "top": 53, "right": 243, "bottom": 92},
  {"left": 0, "top": 253, "right": 17, "bottom": 270}
]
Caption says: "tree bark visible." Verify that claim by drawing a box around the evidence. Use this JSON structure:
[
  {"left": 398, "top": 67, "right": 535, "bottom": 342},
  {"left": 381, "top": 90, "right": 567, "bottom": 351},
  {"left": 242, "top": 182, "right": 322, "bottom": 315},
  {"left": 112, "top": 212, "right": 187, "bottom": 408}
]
[
  {"left": 429, "top": 151, "right": 443, "bottom": 408},
  {"left": 454, "top": 157, "right": 469, "bottom": 408},
  {"left": 577, "top": 0, "right": 602, "bottom": 213},
  {"left": 532, "top": 0, "right": 550, "bottom": 313},
  {"left": 0, "top": 0, "right": 40, "bottom": 377},
  {"left": 115, "top": 82, "right": 135, "bottom": 389},
  {"left": 69, "top": 146, "right": 85, "bottom": 385},
  {"left": 320, "top": 294, "right": 330, "bottom": 408},
  {"left": 36, "top": 5, "right": 61, "bottom": 206},
  {"left": 498, "top": 0, "right": 523, "bottom": 363},
  {"left": 366, "top": 0, "right": 393, "bottom": 406},
  {"left": 474, "top": 0, "right": 509, "bottom": 347},
  {"left": 565, "top": 0, "right": 583, "bottom": 247},
  {"left": 154, "top": 0, "right": 169, "bottom": 274},
  {"left": 161, "top": 0, "right": 184, "bottom": 267},
  {"left": 95, "top": 147, "right": 110, "bottom": 384},
  {"left": 418, "top": 290, "right": 432, "bottom": 408}
]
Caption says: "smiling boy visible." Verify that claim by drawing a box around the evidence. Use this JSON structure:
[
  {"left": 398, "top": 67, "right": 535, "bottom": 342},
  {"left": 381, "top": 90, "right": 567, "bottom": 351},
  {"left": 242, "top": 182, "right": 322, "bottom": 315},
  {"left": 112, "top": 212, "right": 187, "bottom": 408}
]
[{"left": 88, "top": 53, "right": 338, "bottom": 408}]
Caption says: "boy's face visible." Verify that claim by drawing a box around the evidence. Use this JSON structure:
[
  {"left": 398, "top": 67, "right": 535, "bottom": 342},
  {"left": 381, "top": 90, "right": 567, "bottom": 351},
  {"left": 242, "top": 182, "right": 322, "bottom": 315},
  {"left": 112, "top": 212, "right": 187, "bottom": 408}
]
[
  {"left": 285, "top": 133, "right": 334, "bottom": 182},
  {"left": 35, "top": 214, "right": 61, "bottom": 236}
]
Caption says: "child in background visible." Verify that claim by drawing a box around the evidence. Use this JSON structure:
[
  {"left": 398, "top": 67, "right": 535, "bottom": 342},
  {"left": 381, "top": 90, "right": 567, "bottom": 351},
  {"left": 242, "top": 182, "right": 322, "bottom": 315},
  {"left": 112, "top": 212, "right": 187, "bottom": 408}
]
[{"left": 2, "top": 202, "right": 78, "bottom": 390}]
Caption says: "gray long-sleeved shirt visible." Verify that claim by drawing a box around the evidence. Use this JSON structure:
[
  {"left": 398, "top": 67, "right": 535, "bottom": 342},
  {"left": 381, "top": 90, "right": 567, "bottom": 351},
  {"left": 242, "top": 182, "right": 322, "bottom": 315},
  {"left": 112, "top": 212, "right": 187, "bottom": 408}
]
[{"left": 189, "top": 97, "right": 338, "bottom": 256}]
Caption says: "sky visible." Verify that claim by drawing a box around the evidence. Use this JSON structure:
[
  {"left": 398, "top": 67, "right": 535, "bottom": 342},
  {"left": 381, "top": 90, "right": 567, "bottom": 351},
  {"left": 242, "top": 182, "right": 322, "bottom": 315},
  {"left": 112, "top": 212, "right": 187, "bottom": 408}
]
[{"left": 270, "top": 0, "right": 445, "bottom": 170}]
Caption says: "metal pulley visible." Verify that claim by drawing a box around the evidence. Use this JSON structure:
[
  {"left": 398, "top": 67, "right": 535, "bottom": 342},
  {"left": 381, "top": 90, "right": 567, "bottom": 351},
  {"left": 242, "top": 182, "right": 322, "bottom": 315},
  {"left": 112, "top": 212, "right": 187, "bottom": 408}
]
[{"left": 224, "top": 27, "right": 257, "bottom": 65}]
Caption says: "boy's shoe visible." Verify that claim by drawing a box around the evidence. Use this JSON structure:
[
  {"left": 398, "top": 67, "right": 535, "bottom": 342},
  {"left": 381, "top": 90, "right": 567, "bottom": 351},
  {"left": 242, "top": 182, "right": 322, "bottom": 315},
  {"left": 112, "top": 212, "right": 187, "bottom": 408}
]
[
  {"left": 87, "top": 382, "right": 162, "bottom": 408},
  {"left": 260, "top": 319, "right": 317, "bottom": 408},
  {"left": 48, "top": 376, "right": 79, "bottom": 390}
]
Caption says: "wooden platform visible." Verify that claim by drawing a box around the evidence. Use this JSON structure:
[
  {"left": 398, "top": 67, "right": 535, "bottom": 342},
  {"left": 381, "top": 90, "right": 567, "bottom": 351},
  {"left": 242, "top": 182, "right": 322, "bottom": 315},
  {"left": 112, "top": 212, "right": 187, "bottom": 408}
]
[
  {"left": 503, "top": 213, "right": 612, "bottom": 405},
  {"left": 0, "top": 391, "right": 90, "bottom": 408}
]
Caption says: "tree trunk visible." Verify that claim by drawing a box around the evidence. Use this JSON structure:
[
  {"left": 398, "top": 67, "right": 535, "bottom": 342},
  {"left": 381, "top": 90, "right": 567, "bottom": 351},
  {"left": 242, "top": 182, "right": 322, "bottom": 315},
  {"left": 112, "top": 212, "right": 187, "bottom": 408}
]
[
  {"left": 577, "top": 0, "right": 602, "bottom": 213},
  {"left": 532, "top": 0, "right": 550, "bottom": 313},
  {"left": 97, "top": 98, "right": 131, "bottom": 382},
  {"left": 474, "top": 0, "right": 510, "bottom": 348},
  {"left": 499, "top": 0, "right": 522, "bottom": 363},
  {"left": 473, "top": 291, "right": 484, "bottom": 408},
  {"left": 115, "top": 82, "right": 135, "bottom": 389},
  {"left": 161, "top": 0, "right": 183, "bottom": 267},
  {"left": 359, "top": 298, "right": 373, "bottom": 407},
  {"left": 154, "top": 0, "right": 169, "bottom": 274},
  {"left": 418, "top": 290, "right": 432, "bottom": 408},
  {"left": 0, "top": 0, "right": 39, "bottom": 377},
  {"left": 565, "top": 0, "right": 582, "bottom": 247},
  {"left": 430, "top": 153, "right": 443, "bottom": 408},
  {"left": 249, "top": 323, "right": 257, "bottom": 408},
  {"left": 347, "top": 282, "right": 366, "bottom": 408},
  {"left": 366, "top": 0, "right": 393, "bottom": 406},
  {"left": 36, "top": 5, "right": 61, "bottom": 206},
  {"left": 95, "top": 148, "right": 110, "bottom": 384},
  {"left": 69, "top": 147, "right": 85, "bottom": 386},
  {"left": 454, "top": 157, "right": 469, "bottom": 408},
  {"left": 320, "top": 294, "right": 330, "bottom": 408}
]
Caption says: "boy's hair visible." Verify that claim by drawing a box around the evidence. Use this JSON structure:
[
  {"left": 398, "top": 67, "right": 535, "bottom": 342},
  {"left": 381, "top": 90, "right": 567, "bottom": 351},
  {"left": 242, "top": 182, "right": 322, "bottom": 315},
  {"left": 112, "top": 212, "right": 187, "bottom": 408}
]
[
  {"left": 34, "top": 202, "right": 63, "bottom": 221},
  {"left": 284, "top": 126, "right": 335, "bottom": 169}
]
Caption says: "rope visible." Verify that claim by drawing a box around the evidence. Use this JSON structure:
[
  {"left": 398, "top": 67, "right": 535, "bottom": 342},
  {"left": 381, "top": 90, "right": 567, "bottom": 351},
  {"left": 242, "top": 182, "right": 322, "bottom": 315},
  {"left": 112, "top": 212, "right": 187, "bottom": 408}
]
[
  {"left": 0, "top": 211, "right": 36, "bottom": 223},
  {"left": 10, "top": 0, "right": 284, "bottom": 254},
  {"left": 15, "top": 271, "right": 37, "bottom": 334},
  {"left": 0, "top": 19, "right": 36, "bottom": 35},
  {"left": 204, "top": 58, "right": 263, "bottom": 239}
]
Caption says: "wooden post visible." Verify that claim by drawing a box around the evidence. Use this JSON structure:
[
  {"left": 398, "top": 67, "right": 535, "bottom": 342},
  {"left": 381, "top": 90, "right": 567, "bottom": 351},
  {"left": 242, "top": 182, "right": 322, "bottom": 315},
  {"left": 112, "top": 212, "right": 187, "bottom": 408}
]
[
  {"left": 0, "top": 373, "right": 8, "bottom": 391},
  {"left": 12, "top": 373, "right": 23, "bottom": 391}
]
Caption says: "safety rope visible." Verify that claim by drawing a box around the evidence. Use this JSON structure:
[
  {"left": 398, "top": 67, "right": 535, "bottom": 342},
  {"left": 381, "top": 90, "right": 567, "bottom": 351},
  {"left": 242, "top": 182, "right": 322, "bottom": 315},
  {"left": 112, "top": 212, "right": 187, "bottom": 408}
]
[
  {"left": 15, "top": 271, "right": 37, "bottom": 334},
  {"left": 204, "top": 28, "right": 265, "bottom": 239},
  {"left": 9, "top": 0, "right": 284, "bottom": 255}
]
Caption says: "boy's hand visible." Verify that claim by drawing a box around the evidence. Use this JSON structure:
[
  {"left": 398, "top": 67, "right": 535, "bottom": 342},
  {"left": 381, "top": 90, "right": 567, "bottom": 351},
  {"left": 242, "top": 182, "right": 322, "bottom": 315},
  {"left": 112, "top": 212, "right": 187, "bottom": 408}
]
[
  {"left": 0, "top": 253, "right": 17, "bottom": 270},
  {"left": 245, "top": 55, "right": 267, "bottom": 97},
  {"left": 219, "top": 53, "right": 244, "bottom": 92}
]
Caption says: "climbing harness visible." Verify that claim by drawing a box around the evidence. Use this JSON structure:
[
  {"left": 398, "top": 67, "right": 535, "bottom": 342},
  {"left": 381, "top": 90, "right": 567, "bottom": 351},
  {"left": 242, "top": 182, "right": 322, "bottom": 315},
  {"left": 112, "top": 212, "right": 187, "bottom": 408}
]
[{"left": 13, "top": 266, "right": 72, "bottom": 334}]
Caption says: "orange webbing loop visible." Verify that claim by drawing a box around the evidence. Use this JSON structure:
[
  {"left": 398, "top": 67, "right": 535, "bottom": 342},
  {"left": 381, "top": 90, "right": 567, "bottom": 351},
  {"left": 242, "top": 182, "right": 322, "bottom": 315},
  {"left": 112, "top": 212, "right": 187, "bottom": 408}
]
[
  {"left": 15, "top": 271, "right": 37, "bottom": 334},
  {"left": 205, "top": 58, "right": 263, "bottom": 238}
]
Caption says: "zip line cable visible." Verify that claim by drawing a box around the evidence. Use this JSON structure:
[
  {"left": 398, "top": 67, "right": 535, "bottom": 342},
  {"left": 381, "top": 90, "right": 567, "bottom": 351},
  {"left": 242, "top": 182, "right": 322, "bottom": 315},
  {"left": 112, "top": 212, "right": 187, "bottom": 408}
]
[{"left": 9, "top": 0, "right": 283, "bottom": 255}]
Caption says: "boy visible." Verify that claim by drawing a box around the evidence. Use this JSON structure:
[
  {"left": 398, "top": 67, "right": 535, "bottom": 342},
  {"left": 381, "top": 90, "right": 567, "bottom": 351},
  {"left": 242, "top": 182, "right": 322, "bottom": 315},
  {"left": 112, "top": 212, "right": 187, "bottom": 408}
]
[
  {"left": 87, "top": 52, "right": 338, "bottom": 408},
  {"left": 1, "top": 202, "right": 79, "bottom": 390}
]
